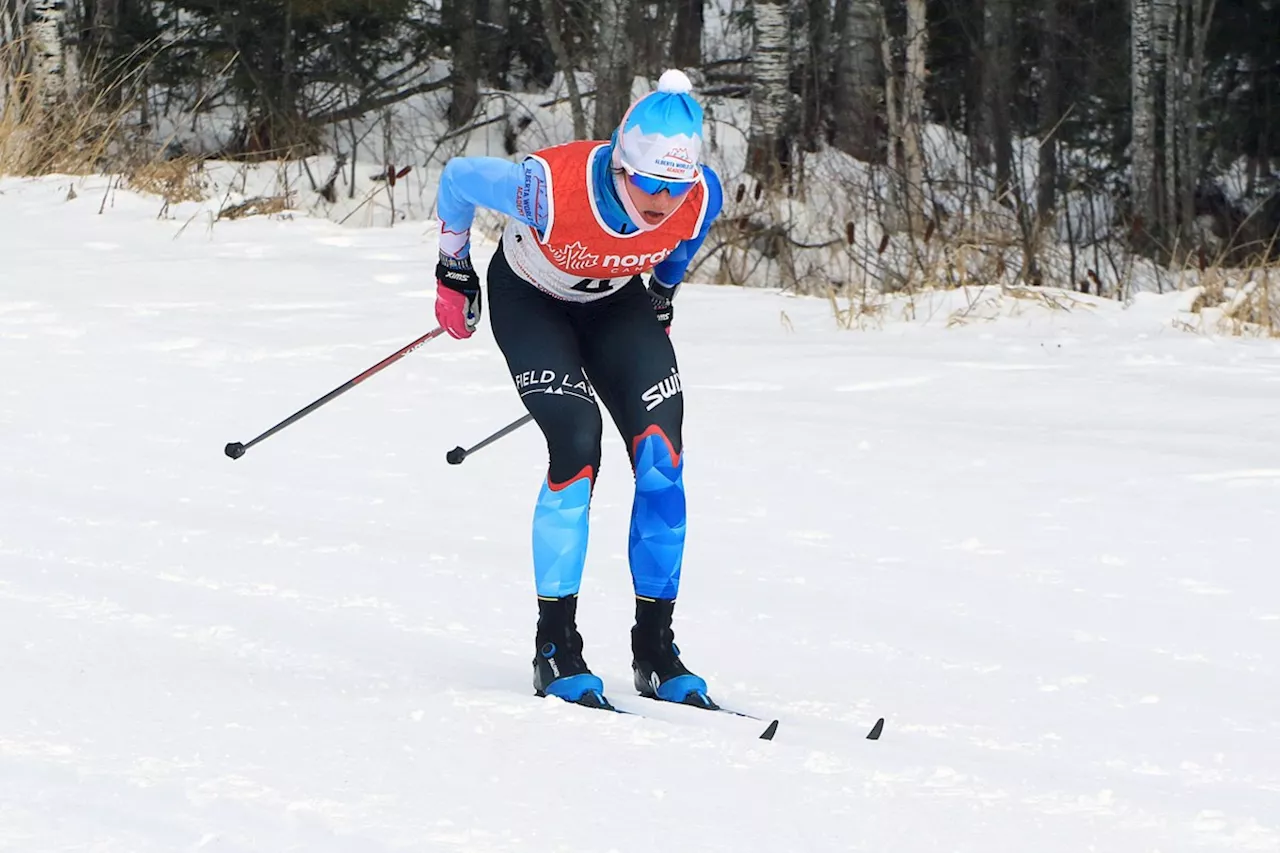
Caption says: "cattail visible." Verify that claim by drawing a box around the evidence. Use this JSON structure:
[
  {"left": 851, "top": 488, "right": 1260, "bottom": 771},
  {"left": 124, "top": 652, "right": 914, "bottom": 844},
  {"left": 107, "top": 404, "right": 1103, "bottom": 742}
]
[
  {"left": 846, "top": 222, "right": 855, "bottom": 246},
  {"left": 877, "top": 234, "right": 889, "bottom": 255}
]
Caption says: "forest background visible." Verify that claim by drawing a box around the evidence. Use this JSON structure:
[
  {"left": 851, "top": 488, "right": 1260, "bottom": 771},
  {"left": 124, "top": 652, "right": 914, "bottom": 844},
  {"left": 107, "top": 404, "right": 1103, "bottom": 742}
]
[{"left": 2, "top": 0, "right": 1277, "bottom": 331}]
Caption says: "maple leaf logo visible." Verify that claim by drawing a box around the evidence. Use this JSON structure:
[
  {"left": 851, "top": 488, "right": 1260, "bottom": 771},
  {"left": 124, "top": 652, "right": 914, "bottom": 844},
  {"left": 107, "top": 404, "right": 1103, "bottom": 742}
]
[{"left": 548, "top": 240, "right": 600, "bottom": 272}]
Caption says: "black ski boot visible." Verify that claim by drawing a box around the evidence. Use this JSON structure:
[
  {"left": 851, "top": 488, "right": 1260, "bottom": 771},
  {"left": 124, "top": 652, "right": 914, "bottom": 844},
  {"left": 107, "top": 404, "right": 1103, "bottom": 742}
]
[
  {"left": 532, "top": 594, "right": 610, "bottom": 708},
  {"left": 630, "top": 597, "right": 715, "bottom": 708}
]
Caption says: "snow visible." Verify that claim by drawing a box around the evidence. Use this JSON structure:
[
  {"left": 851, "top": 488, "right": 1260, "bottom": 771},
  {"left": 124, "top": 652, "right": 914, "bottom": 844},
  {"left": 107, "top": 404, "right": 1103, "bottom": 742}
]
[{"left": 3, "top": 174, "right": 1280, "bottom": 852}]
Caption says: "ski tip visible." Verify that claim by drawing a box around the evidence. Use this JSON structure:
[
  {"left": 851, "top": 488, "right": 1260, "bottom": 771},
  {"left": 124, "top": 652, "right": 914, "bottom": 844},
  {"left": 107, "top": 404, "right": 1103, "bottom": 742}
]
[
  {"left": 759, "top": 719, "right": 780, "bottom": 741},
  {"left": 866, "top": 717, "right": 885, "bottom": 740}
]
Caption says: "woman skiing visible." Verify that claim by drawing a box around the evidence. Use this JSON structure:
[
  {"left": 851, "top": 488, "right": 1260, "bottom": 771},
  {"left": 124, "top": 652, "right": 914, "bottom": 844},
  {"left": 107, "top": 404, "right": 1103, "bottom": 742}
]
[{"left": 431, "top": 69, "right": 724, "bottom": 710}]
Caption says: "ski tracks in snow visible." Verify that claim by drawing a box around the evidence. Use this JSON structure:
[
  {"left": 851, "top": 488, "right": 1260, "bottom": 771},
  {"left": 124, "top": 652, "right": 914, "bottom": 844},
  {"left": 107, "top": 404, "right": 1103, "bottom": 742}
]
[{"left": 4, "top": 178, "right": 1280, "bottom": 851}]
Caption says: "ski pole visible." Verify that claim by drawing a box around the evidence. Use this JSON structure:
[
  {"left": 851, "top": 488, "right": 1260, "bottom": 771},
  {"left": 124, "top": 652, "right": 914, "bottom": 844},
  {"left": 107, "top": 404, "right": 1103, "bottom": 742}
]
[
  {"left": 225, "top": 327, "right": 447, "bottom": 459},
  {"left": 446, "top": 413, "right": 534, "bottom": 465}
]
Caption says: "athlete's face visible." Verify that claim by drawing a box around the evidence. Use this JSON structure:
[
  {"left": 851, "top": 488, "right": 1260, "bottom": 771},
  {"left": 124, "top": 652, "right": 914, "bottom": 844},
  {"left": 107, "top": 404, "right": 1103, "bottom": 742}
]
[{"left": 622, "top": 177, "right": 688, "bottom": 226}]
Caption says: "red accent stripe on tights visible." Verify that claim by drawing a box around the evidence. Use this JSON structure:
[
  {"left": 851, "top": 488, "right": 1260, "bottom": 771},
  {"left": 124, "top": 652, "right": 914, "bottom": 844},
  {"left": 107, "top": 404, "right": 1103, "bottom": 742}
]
[
  {"left": 547, "top": 465, "right": 595, "bottom": 491},
  {"left": 631, "top": 425, "right": 681, "bottom": 468}
]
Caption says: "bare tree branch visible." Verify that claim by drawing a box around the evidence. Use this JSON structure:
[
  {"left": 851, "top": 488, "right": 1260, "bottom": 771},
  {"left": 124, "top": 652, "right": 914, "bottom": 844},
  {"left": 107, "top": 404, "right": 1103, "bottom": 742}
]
[{"left": 310, "top": 76, "right": 453, "bottom": 127}]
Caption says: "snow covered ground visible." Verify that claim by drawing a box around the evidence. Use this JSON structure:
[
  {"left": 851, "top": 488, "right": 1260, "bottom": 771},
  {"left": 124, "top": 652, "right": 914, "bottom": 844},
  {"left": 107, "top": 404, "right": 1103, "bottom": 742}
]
[{"left": 3, "top": 175, "right": 1280, "bottom": 852}]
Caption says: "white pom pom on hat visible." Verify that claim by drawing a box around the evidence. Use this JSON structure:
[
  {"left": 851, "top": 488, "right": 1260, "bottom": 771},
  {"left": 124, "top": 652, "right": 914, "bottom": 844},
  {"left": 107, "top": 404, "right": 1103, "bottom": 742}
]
[{"left": 657, "top": 68, "right": 693, "bottom": 94}]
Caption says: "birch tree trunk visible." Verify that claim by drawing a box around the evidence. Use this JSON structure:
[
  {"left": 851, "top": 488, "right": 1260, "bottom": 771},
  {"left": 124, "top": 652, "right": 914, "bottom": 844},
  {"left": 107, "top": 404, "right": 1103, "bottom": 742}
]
[
  {"left": 899, "top": 0, "right": 928, "bottom": 235},
  {"left": 1036, "top": 0, "right": 1060, "bottom": 224},
  {"left": 746, "top": 0, "right": 790, "bottom": 186},
  {"left": 831, "top": 0, "right": 882, "bottom": 162},
  {"left": 1130, "top": 0, "right": 1159, "bottom": 249},
  {"left": 877, "top": 0, "right": 900, "bottom": 208},
  {"left": 28, "top": 0, "right": 69, "bottom": 113},
  {"left": 981, "top": 0, "right": 1014, "bottom": 199},
  {"left": 592, "top": 0, "right": 637, "bottom": 138}
]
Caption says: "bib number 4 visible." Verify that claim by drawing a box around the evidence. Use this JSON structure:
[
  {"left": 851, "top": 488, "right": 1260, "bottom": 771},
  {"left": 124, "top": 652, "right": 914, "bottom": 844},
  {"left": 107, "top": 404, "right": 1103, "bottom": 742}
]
[{"left": 571, "top": 277, "right": 616, "bottom": 294}]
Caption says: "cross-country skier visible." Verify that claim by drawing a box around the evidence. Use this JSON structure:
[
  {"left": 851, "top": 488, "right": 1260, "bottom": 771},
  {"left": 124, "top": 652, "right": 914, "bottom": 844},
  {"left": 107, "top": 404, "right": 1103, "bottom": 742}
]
[{"left": 431, "top": 69, "right": 724, "bottom": 710}]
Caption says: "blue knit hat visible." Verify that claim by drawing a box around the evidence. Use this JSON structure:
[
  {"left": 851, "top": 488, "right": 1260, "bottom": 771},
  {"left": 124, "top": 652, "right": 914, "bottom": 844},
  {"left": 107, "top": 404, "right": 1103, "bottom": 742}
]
[{"left": 614, "top": 69, "right": 703, "bottom": 182}]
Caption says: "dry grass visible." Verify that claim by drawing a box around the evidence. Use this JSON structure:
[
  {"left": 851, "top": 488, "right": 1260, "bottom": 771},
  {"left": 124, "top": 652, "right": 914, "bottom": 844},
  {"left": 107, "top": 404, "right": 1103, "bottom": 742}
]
[
  {"left": 711, "top": 165, "right": 1277, "bottom": 338},
  {"left": 122, "top": 156, "right": 211, "bottom": 206},
  {"left": 216, "top": 194, "right": 292, "bottom": 221},
  {"left": 1, "top": 70, "right": 126, "bottom": 176},
  {"left": 1175, "top": 262, "right": 1279, "bottom": 337},
  {"left": 2, "top": 40, "right": 212, "bottom": 208},
  {"left": 1162, "top": 229, "right": 1278, "bottom": 337},
  {"left": 0, "top": 89, "right": 214, "bottom": 205},
  {"left": 820, "top": 205, "right": 1064, "bottom": 330}
]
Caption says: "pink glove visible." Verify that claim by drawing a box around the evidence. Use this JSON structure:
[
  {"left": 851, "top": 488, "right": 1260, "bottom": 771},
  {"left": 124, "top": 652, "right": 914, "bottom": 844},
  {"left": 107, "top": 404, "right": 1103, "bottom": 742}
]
[{"left": 435, "top": 255, "right": 481, "bottom": 339}]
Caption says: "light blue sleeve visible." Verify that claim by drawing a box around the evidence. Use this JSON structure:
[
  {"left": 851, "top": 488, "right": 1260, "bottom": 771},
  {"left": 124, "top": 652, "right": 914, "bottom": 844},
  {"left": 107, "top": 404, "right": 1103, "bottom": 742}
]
[
  {"left": 651, "top": 166, "right": 725, "bottom": 288},
  {"left": 436, "top": 156, "right": 549, "bottom": 258}
]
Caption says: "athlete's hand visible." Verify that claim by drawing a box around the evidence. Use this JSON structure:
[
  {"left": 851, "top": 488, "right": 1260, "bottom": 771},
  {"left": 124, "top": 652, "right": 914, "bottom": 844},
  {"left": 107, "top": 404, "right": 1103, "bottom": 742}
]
[
  {"left": 435, "top": 254, "right": 482, "bottom": 339},
  {"left": 648, "top": 277, "right": 677, "bottom": 335}
]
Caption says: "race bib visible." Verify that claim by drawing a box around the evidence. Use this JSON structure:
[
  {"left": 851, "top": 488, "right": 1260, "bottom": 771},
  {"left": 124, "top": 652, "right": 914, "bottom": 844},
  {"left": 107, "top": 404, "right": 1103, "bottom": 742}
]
[{"left": 501, "top": 221, "right": 634, "bottom": 302}]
